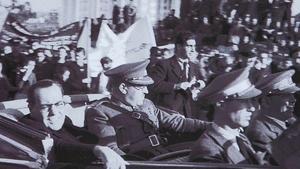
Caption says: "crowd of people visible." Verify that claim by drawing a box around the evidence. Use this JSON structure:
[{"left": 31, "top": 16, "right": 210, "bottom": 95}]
[
  {"left": 155, "top": 0, "right": 299, "bottom": 84},
  {"left": 1, "top": 0, "right": 300, "bottom": 169},
  {"left": 149, "top": 0, "right": 300, "bottom": 119},
  {"left": 0, "top": 44, "right": 114, "bottom": 102}
]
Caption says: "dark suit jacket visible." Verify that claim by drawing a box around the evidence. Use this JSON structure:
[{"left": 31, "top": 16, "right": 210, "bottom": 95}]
[
  {"left": 246, "top": 114, "right": 286, "bottom": 152},
  {"left": 190, "top": 124, "right": 259, "bottom": 164},
  {"left": 19, "top": 115, "right": 98, "bottom": 164},
  {"left": 148, "top": 56, "right": 201, "bottom": 117}
]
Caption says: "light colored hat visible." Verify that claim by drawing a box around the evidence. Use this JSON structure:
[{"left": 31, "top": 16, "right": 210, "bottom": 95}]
[
  {"left": 105, "top": 60, "right": 154, "bottom": 86},
  {"left": 256, "top": 69, "right": 300, "bottom": 95},
  {"left": 198, "top": 68, "right": 261, "bottom": 104}
]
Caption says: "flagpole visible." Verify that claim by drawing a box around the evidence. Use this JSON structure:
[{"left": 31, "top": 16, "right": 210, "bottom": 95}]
[
  {"left": 77, "top": 17, "right": 92, "bottom": 88},
  {"left": 86, "top": 18, "right": 91, "bottom": 88}
]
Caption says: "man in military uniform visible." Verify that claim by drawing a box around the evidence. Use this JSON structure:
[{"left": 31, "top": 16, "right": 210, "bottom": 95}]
[
  {"left": 270, "top": 119, "right": 300, "bottom": 169},
  {"left": 189, "top": 68, "right": 266, "bottom": 165},
  {"left": 20, "top": 80, "right": 127, "bottom": 169},
  {"left": 246, "top": 70, "right": 299, "bottom": 157},
  {"left": 85, "top": 60, "right": 211, "bottom": 159}
]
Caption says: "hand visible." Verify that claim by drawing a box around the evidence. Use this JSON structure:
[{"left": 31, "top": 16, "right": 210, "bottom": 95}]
[
  {"left": 254, "top": 151, "right": 268, "bottom": 165},
  {"left": 82, "top": 78, "right": 92, "bottom": 83},
  {"left": 190, "top": 80, "right": 206, "bottom": 101},
  {"left": 93, "top": 146, "right": 128, "bottom": 169},
  {"left": 174, "top": 81, "right": 191, "bottom": 90},
  {"left": 35, "top": 155, "right": 49, "bottom": 169},
  {"left": 22, "top": 69, "right": 33, "bottom": 81},
  {"left": 189, "top": 76, "right": 205, "bottom": 90}
]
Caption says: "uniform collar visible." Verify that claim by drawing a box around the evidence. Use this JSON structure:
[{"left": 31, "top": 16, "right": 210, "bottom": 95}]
[
  {"left": 207, "top": 124, "right": 248, "bottom": 164},
  {"left": 265, "top": 115, "right": 287, "bottom": 130},
  {"left": 215, "top": 125, "right": 240, "bottom": 140}
]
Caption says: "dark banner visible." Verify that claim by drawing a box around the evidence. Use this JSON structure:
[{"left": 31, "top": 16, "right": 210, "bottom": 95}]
[{"left": 0, "top": 14, "right": 85, "bottom": 51}]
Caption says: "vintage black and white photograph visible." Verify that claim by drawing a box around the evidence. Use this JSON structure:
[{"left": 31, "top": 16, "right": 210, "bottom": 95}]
[{"left": 0, "top": 0, "right": 300, "bottom": 169}]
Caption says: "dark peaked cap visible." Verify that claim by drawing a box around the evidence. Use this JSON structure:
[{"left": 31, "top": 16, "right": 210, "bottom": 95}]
[
  {"left": 105, "top": 60, "right": 154, "bottom": 86},
  {"left": 256, "top": 69, "right": 300, "bottom": 95},
  {"left": 197, "top": 68, "right": 261, "bottom": 104}
]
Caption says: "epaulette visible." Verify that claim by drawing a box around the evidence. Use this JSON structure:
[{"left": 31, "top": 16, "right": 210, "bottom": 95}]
[{"left": 87, "top": 97, "right": 110, "bottom": 108}]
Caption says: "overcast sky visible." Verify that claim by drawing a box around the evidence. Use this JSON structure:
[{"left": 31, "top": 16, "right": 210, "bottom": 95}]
[{"left": 292, "top": 0, "right": 300, "bottom": 16}]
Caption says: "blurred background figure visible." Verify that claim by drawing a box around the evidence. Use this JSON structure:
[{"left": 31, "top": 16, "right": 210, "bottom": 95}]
[
  {"left": 124, "top": 0, "right": 136, "bottom": 26},
  {"left": 35, "top": 49, "right": 54, "bottom": 81},
  {"left": 0, "top": 45, "right": 19, "bottom": 87},
  {"left": 0, "top": 60, "right": 17, "bottom": 101},
  {"left": 54, "top": 66, "right": 73, "bottom": 95},
  {"left": 91, "top": 56, "right": 112, "bottom": 95},
  {"left": 15, "top": 59, "right": 37, "bottom": 99},
  {"left": 67, "top": 47, "right": 89, "bottom": 94}
]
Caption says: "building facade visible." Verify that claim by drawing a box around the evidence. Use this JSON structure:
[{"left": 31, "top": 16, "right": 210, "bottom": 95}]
[{"left": 60, "top": 0, "right": 181, "bottom": 26}]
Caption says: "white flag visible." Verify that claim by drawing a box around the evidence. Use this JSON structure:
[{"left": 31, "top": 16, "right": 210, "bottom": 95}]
[
  {"left": 88, "top": 18, "right": 156, "bottom": 76},
  {"left": 88, "top": 21, "right": 127, "bottom": 77},
  {"left": 125, "top": 17, "right": 156, "bottom": 63},
  {"left": 0, "top": 6, "right": 8, "bottom": 31}
]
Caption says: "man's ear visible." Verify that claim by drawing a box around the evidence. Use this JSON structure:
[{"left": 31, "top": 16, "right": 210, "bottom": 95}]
[{"left": 119, "top": 83, "right": 128, "bottom": 94}]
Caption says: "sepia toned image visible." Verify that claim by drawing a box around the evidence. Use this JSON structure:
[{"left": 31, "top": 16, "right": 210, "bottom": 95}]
[{"left": 0, "top": 0, "right": 300, "bottom": 169}]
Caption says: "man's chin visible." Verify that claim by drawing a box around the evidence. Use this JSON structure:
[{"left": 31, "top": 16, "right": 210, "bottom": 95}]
[
  {"left": 47, "top": 121, "right": 64, "bottom": 131},
  {"left": 49, "top": 124, "right": 63, "bottom": 131},
  {"left": 241, "top": 122, "right": 250, "bottom": 128}
]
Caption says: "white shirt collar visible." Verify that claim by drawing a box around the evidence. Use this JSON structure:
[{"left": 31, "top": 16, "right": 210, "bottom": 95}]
[
  {"left": 215, "top": 125, "right": 241, "bottom": 151},
  {"left": 178, "top": 58, "right": 189, "bottom": 63},
  {"left": 216, "top": 125, "right": 240, "bottom": 140}
]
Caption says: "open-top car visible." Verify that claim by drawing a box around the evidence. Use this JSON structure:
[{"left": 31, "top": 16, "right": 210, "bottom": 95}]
[{"left": 0, "top": 94, "right": 281, "bottom": 169}]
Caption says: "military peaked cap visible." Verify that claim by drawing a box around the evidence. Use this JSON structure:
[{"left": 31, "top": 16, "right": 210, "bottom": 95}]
[
  {"left": 198, "top": 68, "right": 261, "bottom": 104},
  {"left": 256, "top": 69, "right": 300, "bottom": 95},
  {"left": 105, "top": 60, "right": 154, "bottom": 86}
]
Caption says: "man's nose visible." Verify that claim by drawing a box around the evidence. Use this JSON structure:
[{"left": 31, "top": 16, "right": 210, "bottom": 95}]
[
  {"left": 143, "top": 87, "right": 149, "bottom": 94},
  {"left": 48, "top": 105, "right": 60, "bottom": 116},
  {"left": 191, "top": 47, "right": 195, "bottom": 52}
]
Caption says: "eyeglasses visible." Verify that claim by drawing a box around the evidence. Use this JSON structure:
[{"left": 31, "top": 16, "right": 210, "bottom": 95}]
[
  {"left": 246, "top": 107, "right": 256, "bottom": 113},
  {"left": 133, "top": 86, "right": 147, "bottom": 91},
  {"left": 39, "top": 101, "right": 65, "bottom": 112}
]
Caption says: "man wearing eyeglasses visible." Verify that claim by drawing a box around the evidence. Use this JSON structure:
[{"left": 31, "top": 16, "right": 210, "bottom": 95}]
[
  {"left": 85, "top": 60, "right": 212, "bottom": 159},
  {"left": 19, "top": 80, "right": 128, "bottom": 169}
]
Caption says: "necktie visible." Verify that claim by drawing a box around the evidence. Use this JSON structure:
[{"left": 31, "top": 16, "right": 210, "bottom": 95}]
[{"left": 183, "top": 62, "right": 188, "bottom": 80}]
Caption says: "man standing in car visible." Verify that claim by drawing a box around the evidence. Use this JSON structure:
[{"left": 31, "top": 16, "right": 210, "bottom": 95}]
[{"left": 148, "top": 32, "right": 204, "bottom": 118}]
